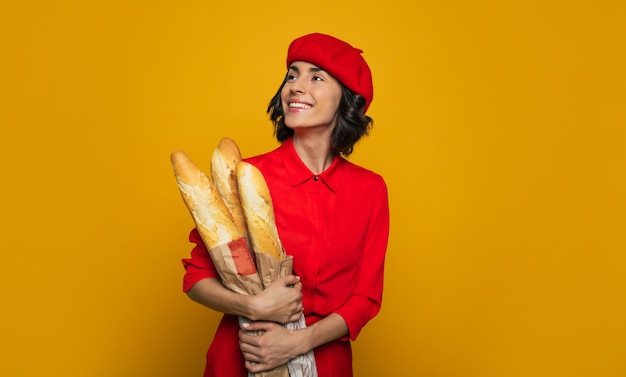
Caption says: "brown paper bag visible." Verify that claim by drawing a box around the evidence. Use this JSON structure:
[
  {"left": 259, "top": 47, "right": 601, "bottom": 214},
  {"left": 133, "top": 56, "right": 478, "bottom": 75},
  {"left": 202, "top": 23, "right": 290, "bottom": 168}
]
[
  {"left": 209, "top": 240, "right": 316, "bottom": 376},
  {"left": 239, "top": 252, "right": 318, "bottom": 377},
  {"left": 207, "top": 238, "right": 264, "bottom": 296}
]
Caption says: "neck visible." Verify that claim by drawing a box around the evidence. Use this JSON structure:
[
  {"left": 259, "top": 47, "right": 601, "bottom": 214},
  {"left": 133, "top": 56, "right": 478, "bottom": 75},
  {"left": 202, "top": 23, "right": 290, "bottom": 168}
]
[{"left": 292, "top": 133, "right": 335, "bottom": 175}]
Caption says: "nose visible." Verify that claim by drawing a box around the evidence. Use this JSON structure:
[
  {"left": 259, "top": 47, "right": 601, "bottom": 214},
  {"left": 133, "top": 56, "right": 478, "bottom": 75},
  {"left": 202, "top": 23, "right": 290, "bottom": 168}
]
[{"left": 290, "top": 78, "right": 306, "bottom": 94}]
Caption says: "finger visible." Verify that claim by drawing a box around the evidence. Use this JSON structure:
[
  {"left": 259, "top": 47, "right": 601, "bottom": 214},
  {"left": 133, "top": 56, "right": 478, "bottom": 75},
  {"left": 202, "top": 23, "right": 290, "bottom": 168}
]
[
  {"left": 243, "top": 320, "right": 273, "bottom": 333},
  {"left": 291, "top": 310, "right": 304, "bottom": 322},
  {"left": 245, "top": 360, "right": 267, "bottom": 373},
  {"left": 294, "top": 301, "right": 303, "bottom": 313},
  {"left": 287, "top": 305, "right": 303, "bottom": 322},
  {"left": 242, "top": 353, "right": 264, "bottom": 369},
  {"left": 281, "top": 274, "right": 301, "bottom": 287},
  {"left": 239, "top": 343, "right": 261, "bottom": 359},
  {"left": 239, "top": 337, "right": 265, "bottom": 361},
  {"left": 238, "top": 330, "right": 262, "bottom": 347}
]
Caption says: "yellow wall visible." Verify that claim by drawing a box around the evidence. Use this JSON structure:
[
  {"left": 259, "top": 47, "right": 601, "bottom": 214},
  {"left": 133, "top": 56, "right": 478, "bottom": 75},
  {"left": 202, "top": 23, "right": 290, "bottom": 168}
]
[{"left": 1, "top": 1, "right": 624, "bottom": 376}]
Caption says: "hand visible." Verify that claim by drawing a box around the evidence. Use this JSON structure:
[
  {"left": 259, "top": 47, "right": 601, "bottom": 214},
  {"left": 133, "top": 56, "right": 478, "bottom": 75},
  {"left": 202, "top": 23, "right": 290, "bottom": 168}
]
[
  {"left": 239, "top": 321, "right": 303, "bottom": 373},
  {"left": 249, "top": 275, "right": 303, "bottom": 323}
]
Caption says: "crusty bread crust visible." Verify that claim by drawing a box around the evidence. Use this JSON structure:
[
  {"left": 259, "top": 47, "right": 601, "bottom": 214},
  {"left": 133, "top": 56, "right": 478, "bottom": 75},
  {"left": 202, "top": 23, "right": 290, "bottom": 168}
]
[
  {"left": 211, "top": 138, "right": 247, "bottom": 237},
  {"left": 171, "top": 150, "right": 242, "bottom": 249},
  {"left": 236, "top": 161, "right": 284, "bottom": 260}
]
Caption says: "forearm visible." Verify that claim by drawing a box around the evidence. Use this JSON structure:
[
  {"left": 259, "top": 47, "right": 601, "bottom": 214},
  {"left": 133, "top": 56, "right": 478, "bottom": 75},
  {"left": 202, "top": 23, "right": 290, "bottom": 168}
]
[
  {"left": 186, "top": 277, "right": 255, "bottom": 319},
  {"left": 296, "top": 313, "right": 349, "bottom": 356},
  {"left": 239, "top": 312, "right": 349, "bottom": 372},
  {"left": 187, "top": 276, "right": 303, "bottom": 323}
]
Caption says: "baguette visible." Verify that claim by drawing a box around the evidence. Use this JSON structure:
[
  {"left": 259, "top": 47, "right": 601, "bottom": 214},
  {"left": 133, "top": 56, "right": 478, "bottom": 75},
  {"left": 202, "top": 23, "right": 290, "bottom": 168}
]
[
  {"left": 171, "top": 150, "right": 243, "bottom": 249},
  {"left": 211, "top": 138, "right": 247, "bottom": 237},
  {"left": 236, "top": 161, "right": 284, "bottom": 260}
]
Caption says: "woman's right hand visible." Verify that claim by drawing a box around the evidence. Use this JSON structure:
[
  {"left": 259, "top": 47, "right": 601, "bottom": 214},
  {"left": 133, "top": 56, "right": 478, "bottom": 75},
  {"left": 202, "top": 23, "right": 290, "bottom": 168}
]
[{"left": 248, "top": 275, "right": 303, "bottom": 323}]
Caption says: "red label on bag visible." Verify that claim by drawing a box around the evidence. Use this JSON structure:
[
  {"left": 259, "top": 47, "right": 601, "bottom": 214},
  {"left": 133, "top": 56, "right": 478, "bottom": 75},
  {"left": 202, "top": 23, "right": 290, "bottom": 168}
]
[{"left": 228, "top": 238, "right": 257, "bottom": 276}]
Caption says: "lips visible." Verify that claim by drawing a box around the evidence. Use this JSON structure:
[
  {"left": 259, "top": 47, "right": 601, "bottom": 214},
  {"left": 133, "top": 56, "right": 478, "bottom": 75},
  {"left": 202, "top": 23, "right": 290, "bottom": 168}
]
[{"left": 287, "top": 100, "right": 313, "bottom": 111}]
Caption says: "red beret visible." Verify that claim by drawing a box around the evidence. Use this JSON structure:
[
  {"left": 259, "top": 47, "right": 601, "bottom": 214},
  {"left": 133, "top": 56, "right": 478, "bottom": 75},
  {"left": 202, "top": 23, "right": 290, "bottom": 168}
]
[{"left": 286, "top": 33, "right": 374, "bottom": 113}]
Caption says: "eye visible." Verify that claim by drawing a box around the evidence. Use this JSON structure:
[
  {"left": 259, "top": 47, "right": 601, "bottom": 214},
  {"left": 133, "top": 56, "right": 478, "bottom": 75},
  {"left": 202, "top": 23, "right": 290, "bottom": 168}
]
[
  {"left": 286, "top": 74, "right": 298, "bottom": 81},
  {"left": 312, "top": 75, "right": 324, "bottom": 81}
]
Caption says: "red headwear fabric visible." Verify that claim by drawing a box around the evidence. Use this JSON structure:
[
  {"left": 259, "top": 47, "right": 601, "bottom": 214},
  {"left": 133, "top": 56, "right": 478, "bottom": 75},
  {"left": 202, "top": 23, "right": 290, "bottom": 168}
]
[{"left": 286, "top": 33, "right": 374, "bottom": 113}]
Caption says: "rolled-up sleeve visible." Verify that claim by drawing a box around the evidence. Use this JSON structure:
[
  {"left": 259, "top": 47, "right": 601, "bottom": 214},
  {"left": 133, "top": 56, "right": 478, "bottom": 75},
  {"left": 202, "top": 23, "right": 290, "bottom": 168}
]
[{"left": 181, "top": 228, "right": 220, "bottom": 292}]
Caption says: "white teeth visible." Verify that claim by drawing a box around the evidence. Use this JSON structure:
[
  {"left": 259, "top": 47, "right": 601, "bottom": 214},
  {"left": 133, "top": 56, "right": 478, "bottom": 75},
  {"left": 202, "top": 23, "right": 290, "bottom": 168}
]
[{"left": 289, "top": 102, "right": 311, "bottom": 109}]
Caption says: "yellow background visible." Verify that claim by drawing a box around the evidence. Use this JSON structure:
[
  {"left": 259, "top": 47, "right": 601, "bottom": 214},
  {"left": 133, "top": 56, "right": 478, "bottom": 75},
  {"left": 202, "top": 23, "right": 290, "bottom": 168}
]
[{"left": 1, "top": 1, "right": 624, "bottom": 376}]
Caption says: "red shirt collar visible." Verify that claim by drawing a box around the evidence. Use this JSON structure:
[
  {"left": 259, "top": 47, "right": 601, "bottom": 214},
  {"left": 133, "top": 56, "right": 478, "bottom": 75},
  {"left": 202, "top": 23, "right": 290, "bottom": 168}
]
[{"left": 278, "top": 137, "right": 342, "bottom": 192}]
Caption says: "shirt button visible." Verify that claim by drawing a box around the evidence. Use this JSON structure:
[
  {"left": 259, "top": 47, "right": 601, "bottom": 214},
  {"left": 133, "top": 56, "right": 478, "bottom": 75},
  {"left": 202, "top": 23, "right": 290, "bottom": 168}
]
[{"left": 313, "top": 176, "right": 319, "bottom": 181}]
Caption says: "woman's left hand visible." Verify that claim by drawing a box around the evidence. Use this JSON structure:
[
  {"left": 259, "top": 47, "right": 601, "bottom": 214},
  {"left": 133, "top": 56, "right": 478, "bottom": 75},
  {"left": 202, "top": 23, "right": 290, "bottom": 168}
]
[{"left": 239, "top": 321, "right": 305, "bottom": 372}]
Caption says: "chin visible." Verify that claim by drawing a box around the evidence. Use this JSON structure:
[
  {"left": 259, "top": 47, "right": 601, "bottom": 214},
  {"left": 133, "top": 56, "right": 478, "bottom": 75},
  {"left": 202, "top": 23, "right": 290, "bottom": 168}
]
[{"left": 284, "top": 120, "right": 305, "bottom": 129}]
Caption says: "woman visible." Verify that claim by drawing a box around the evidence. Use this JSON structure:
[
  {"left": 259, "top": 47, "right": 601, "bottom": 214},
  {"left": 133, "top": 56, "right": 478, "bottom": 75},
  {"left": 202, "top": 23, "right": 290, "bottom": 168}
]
[{"left": 182, "top": 33, "right": 389, "bottom": 377}]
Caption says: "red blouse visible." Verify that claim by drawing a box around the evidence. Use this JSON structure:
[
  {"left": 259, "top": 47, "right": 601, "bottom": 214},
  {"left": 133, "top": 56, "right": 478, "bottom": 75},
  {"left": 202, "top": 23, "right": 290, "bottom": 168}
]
[{"left": 182, "top": 137, "right": 390, "bottom": 377}]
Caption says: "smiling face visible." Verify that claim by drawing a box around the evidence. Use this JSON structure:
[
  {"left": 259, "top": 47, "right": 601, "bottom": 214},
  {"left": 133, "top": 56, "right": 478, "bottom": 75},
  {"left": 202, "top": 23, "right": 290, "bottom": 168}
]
[{"left": 281, "top": 61, "right": 343, "bottom": 133}]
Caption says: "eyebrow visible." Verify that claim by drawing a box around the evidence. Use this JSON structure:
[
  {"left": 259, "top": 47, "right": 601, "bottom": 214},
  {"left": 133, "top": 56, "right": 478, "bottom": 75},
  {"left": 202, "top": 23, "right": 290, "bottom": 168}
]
[{"left": 289, "top": 65, "right": 325, "bottom": 74}]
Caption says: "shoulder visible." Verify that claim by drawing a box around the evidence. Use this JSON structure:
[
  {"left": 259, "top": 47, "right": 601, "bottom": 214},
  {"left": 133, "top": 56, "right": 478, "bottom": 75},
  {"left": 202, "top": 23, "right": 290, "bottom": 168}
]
[
  {"left": 243, "top": 144, "right": 282, "bottom": 166},
  {"left": 338, "top": 159, "right": 388, "bottom": 201},
  {"left": 241, "top": 143, "right": 288, "bottom": 184},
  {"left": 340, "top": 159, "right": 387, "bottom": 188}
]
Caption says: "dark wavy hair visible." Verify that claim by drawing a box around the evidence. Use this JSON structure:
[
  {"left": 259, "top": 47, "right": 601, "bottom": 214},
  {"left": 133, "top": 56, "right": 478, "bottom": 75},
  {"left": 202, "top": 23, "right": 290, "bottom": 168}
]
[{"left": 267, "top": 75, "right": 373, "bottom": 156}]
